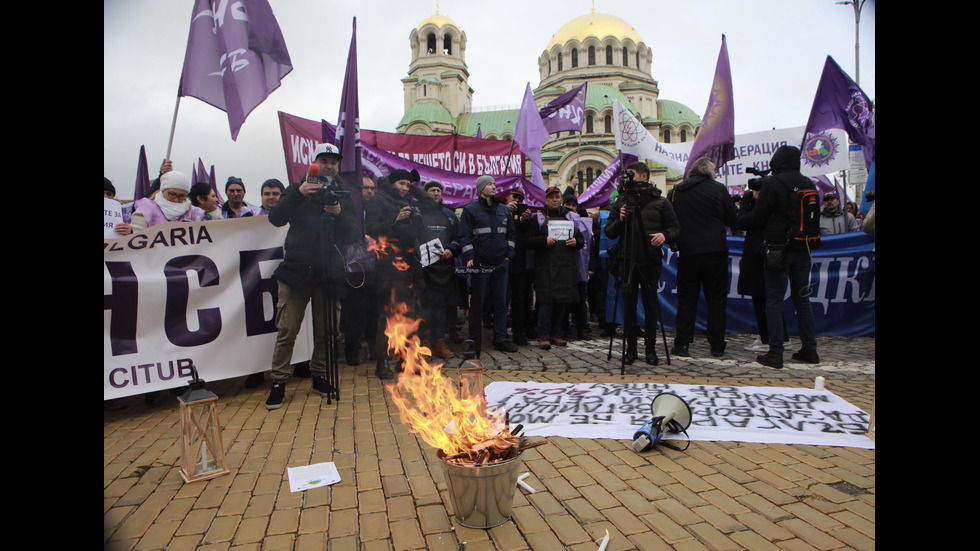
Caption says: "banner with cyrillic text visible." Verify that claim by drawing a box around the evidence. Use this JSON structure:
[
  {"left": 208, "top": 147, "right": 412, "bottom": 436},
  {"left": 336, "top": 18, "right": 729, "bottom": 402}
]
[
  {"left": 485, "top": 382, "right": 874, "bottom": 449},
  {"left": 103, "top": 217, "right": 313, "bottom": 400}
]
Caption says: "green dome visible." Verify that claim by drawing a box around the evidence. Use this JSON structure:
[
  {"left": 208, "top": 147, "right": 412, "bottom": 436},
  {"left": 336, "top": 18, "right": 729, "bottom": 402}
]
[
  {"left": 398, "top": 100, "right": 454, "bottom": 128},
  {"left": 657, "top": 99, "right": 700, "bottom": 127}
]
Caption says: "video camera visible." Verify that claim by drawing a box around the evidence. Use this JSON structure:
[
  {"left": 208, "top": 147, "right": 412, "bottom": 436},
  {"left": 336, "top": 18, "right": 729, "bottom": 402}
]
[{"left": 745, "top": 167, "right": 771, "bottom": 192}]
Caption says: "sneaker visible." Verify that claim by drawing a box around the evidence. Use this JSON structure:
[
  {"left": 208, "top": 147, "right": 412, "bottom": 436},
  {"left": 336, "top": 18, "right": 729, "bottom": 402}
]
[
  {"left": 312, "top": 376, "right": 334, "bottom": 396},
  {"left": 791, "top": 349, "right": 820, "bottom": 364},
  {"left": 623, "top": 349, "right": 637, "bottom": 365},
  {"left": 266, "top": 382, "right": 286, "bottom": 410},
  {"left": 539, "top": 339, "right": 552, "bottom": 350},
  {"left": 494, "top": 340, "right": 518, "bottom": 353},
  {"left": 549, "top": 336, "right": 568, "bottom": 347},
  {"left": 671, "top": 343, "right": 690, "bottom": 357},
  {"left": 756, "top": 351, "right": 784, "bottom": 369},
  {"left": 244, "top": 372, "right": 264, "bottom": 388},
  {"left": 744, "top": 337, "right": 766, "bottom": 352}
]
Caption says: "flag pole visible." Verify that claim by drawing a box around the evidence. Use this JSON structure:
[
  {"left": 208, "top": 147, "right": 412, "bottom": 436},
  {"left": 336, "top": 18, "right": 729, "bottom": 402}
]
[{"left": 165, "top": 93, "right": 181, "bottom": 161}]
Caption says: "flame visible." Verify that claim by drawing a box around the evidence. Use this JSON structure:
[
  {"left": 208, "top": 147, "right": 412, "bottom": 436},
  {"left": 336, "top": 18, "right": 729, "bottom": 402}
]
[{"left": 383, "top": 300, "right": 517, "bottom": 459}]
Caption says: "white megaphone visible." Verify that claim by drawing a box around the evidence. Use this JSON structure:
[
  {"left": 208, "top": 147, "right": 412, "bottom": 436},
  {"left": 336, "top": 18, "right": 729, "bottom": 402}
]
[{"left": 632, "top": 393, "right": 693, "bottom": 452}]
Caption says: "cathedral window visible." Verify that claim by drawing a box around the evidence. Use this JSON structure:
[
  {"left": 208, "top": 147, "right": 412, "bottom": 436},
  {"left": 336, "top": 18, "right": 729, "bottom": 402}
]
[
  {"left": 588, "top": 46, "right": 596, "bottom": 66},
  {"left": 427, "top": 33, "right": 436, "bottom": 54},
  {"left": 571, "top": 48, "right": 578, "bottom": 68},
  {"left": 444, "top": 35, "right": 452, "bottom": 55},
  {"left": 623, "top": 47, "right": 628, "bottom": 66},
  {"left": 606, "top": 45, "right": 613, "bottom": 65}
]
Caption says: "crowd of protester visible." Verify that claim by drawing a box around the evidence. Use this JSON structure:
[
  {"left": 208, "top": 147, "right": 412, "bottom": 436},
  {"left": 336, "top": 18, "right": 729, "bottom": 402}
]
[{"left": 105, "top": 148, "right": 870, "bottom": 408}]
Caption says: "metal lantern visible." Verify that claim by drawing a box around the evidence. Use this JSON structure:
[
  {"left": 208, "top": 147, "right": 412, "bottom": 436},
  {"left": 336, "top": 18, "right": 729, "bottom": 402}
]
[{"left": 178, "top": 365, "right": 230, "bottom": 483}]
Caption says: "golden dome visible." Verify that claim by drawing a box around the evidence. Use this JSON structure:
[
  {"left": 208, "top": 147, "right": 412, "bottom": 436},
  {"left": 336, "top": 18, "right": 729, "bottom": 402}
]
[
  {"left": 546, "top": 12, "right": 644, "bottom": 49},
  {"left": 416, "top": 12, "right": 460, "bottom": 31}
]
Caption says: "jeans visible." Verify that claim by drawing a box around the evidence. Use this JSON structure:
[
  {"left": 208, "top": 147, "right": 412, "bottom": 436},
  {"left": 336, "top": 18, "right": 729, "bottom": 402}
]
[{"left": 764, "top": 249, "right": 817, "bottom": 354}]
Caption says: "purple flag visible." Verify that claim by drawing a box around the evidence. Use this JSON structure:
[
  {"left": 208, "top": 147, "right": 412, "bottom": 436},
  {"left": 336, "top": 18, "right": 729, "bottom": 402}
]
[
  {"left": 513, "top": 83, "right": 550, "bottom": 189},
  {"left": 685, "top": 35, "right": 735, "bottom": 178},
  {"left": 803, "top": 56, "right": 875, "bottom": 168},
  {"left": 191, "top": 163, "right": 199, "bottom": 186},
  {"left": 134, "top": 145, "right": 151, "bottom": 200},
  {"left": 197, "top": 158, "right": 208, "bottom": 184},
  {"left": 178, "top": 0, "right": 292, "bottom": 141},
  {"left": 475, "top": 124, "right": 482, "bottom": 139},
  {"left": 539, "top": 82, "right": 587, "bottom": 134},
  {"left": 332, "top": 17, "right": 364, "bottom": 234}
]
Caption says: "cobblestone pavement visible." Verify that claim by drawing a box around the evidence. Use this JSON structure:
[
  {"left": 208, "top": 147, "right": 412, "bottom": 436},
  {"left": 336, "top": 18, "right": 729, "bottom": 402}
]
[{"left": 104, "top": 330, "right": 874, "bottom": 550}]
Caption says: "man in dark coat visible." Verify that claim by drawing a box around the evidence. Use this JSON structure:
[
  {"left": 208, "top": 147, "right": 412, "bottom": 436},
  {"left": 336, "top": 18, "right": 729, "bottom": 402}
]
[
  {"left": 735, "top": 145, "right": 819, "bottom": 369},
  {"left": 667, "top": 157, "right": 737, "bottom": 357},
  {"left": 604, "top": 163, "right": 679, "bottom": 365},
  {"left": 526, "top": 187, "right": 584, "bottom": 350},
  {"left": 266, "top": 143, "right": 357, "bottom": 409}
]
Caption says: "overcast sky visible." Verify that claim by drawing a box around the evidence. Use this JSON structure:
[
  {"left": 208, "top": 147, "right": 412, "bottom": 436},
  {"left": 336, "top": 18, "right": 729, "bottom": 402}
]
[{"left": 104, "top": 0, "right": 875, "bottom": 200}]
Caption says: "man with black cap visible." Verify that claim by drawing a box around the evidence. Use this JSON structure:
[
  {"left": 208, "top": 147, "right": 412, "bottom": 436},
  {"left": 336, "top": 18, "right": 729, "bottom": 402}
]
[
  {"left": 604, "top": 162, "right": 679, "bottom": 365},
  {"left": 417, "top": 180, "right": 462, "bottom": 359},
  {"left": 458, "top": 175, "right": 518, "bottom": 352},
  {"left": 736, "top": 145, "right": 819, "bottom": 369},
  {"left": 264, "top": 143, "right": 357, "bottom": 409},
  {"left": 819, "top": 193, "right": 859, "bottom": 235},
  {"left": 527, "top": 186, "right": 585, "bottom": 349}
]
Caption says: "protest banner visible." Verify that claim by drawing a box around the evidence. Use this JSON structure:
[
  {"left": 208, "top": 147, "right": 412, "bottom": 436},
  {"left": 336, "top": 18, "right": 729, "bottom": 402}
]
[
  {"left": 485, "top": 381, "right": 874, "bottom": 448},
  {"left": 103, "top": 217, "right": 313, "bottom": 399}
]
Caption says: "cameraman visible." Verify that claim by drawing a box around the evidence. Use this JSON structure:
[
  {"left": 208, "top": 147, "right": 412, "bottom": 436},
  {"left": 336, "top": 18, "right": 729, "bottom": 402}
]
[
  {"left": 736, "top": 145, "right": 819, "bottom": 369},
  {"left": 604, "top": 162, "right": 679, "bottom": 365},
  {"left": 265, "top": 143, "right": 357, "bottom": 409}
]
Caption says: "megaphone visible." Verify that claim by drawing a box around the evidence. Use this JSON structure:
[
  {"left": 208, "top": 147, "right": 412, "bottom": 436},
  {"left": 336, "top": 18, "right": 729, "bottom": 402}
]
[{"left": 632, "top": 393, "right": 693, "bottom": 452}]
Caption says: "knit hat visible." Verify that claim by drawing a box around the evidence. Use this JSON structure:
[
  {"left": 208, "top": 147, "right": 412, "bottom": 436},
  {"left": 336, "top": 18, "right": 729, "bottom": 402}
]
[
  {"left": 476, "top": 175, "right": 495, "bottom": 195},
  {"left": 424, "top": 179, "right": 443, "bottom": 191},
  {"left": 160, "top": 171, "right": 191, "bottom": 193}
]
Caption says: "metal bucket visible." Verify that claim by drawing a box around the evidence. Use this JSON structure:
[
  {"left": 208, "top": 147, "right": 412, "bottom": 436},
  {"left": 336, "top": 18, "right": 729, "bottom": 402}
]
[{"left": 438, "top": 450, "right": 523, "bottom": 529}]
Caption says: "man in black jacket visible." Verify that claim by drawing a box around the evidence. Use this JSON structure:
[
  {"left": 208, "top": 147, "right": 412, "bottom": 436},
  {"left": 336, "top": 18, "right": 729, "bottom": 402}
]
[
  {"left": 667, "top": 157, "right": 737, "bottom": 357},
  {"left": 736, "top": 146, "right": 819, "bottom": 369},
  {"left": 266, "top": 143, "right": 357, "bottom": 409},
  {"left": 604, "top": 163, "right": 679, "bottom": 365}
]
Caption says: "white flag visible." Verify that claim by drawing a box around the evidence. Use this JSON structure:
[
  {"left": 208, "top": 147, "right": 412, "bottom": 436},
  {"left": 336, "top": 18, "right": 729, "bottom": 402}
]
[{"left": 612, "top": 100, "right": 686, "bottom": 173}]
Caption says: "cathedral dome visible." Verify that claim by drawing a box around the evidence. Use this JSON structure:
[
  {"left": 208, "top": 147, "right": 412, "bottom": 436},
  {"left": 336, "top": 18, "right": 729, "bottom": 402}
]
[
  {"left": 546, "top": 12, "right": 644, "bottom": 48},
  {"left": 416, "top": 12, "right": 460, "bottom": 31}
]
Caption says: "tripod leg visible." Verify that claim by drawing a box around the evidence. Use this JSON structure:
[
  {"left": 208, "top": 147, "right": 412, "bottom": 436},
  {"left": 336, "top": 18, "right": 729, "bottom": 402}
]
[{"left": 655, "top": 290, "right": 671, "bottom": 366}]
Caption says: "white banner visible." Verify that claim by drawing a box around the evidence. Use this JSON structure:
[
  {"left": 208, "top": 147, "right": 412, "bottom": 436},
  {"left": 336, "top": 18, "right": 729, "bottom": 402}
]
[
  {"left": 103, "top": 217, "right": 315, "bottom": 399},
  {"left": 485, "top": 381, "right": 873, "bottom": 449}
]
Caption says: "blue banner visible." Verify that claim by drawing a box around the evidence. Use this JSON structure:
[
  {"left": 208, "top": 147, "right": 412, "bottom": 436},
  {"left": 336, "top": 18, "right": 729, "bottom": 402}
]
[{"left": 600, "top": 217, "right": 875, "bottom": 337}]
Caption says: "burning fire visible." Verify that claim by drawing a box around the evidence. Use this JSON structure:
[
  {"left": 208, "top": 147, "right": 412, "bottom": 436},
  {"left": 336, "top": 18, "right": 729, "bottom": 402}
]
[
  {"left": 367, "top": 235, "right": 412, "bottom": 271},
  {"left": 383, "top": 301, "right": 519, "bottom": 461}
]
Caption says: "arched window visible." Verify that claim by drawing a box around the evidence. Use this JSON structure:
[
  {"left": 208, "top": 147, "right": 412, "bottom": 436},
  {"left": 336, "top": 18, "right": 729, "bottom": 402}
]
[
  {"left": 606, "top": 45, "right": 613, "bottom": 65},
  {"left": 571, "top": 48, "right": 578, "bottom": 68},
  {"left": 558, "top": 53, "right": 563, "bottom": 71},
  {"left": 604, "top": 114, "right": 611, "bottom": 134},
  {"left": 586, "top": 167, "right": 594, "bottom": 187},
  {"left": 586, "top": 114, "right": 593, "bottom": 134},
  {"left": 548, "top": 59, "right": 552, "bottom": 75},
  {"left": 680, "top": 129, "right": 688, "bottom": 142},
  {"left": 443, "top": 35, "right": 452, "bottom": 55},
  {"left": 663, "top": 129, "right": 671, "bottom": 143},
  {"left": 426, "top": 33, "right": 436, "bottom": 54},
  {"left": 588, "top": 46, "right": 596, "bottom": 66},
  {"left": 622, "top": 47, "right": 628, "bottom": 66}
]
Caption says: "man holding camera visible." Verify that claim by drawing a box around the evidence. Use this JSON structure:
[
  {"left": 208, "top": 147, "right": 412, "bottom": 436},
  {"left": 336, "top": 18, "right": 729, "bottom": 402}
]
[
  {"left": 667, "top": 157, "right": 737, "bottom": 358},
  {"left": 604, "top": 162, "right": 679, "bottom": 365},
  {"left": 265, "top": 143, "right": 357, "bottom": 409}
]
